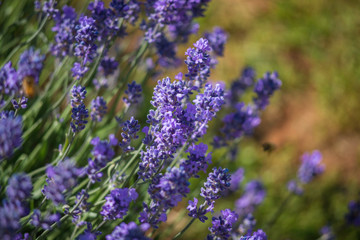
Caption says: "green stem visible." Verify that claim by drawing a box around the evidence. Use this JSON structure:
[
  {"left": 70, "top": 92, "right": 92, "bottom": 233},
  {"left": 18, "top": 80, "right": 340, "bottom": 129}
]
[
  {"left": 172, "top": 218, "right": 196, "bottom": 240},
  {"left": 266, "top": 192, "right": 292, "bottom": 228}
]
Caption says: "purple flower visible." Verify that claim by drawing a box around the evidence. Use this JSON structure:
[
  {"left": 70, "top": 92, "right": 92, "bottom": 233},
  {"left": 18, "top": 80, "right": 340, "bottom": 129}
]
[
  {"left": 287, "top": 180, "right": 303, "bottom": 195},
  {"left": 138, "top": 146, "right": 166, "bottom": 181},
  {"left": 119, "top": 117, "right": 141, "bottom": 152},
  {"left": 106, "top": 222, "right": 150, "bottom": 240},
  {"left": 248, "top": 229, "right": 267, "bottom": 240},
  {"left": 91, "top": 96, "right": 107, "bottom": 122},
  {"left": 70, "top": 85, "right": 89, "bottom": 133},
  {"left": 86, "top": 134, "right": 118, "bottom": 182},
  {"left": 72, "top": 62, "right": 89, "bottom": 80},
  {"left": 185, "top": 38, "right": 211, "bottom": 83},
  {"left": 98, "top": 56, "right": 118, "bottom": 77},
  {"left": 207, "top": 209, "right": 238, "bottom": 240},
  {"left": 319, "top": 226, "right": 335, "bottom": 240},
  {"left": 201, "top": 167, "right": 231, "bottom": 204},
  {"left": 101, "top": 188, "right": 138, "bottom": 220},
  {"left": 227, "top": 67, "right": 256, "bottom": 105},
  {"left": 155, "top": 34, "right": 180, "bottom": 68},
  {"left": 0, "top": 200, "right": 29, "bottom": 240},
  {"left": 17, "top": 47, "right": 45, "bottom": 83},
  {"left": 123, "top": 81, "right": 142, "bottom": 106},
  {"left": 215, "top": 103, "right": 260, "bottom": 148},
  {"left": 193, "top": 83, "right": 225, "bottom": 138},
  {"left": 78, "top": 222, "right": 101, "bottom": 240},
  {"left": 30, "top": 209, "right": 61, "bottom": 230},
  {"left": 110, "top": 0, "right": 141, "bottom": 25},
  {"left": 42, "top": 159, "right": 83, "bottom": 205},
  {"left": 0, "top": 62, "right": 20, "bottom": 96},
  {"left": 229, "top": 168, "right": 244, "bottom": 192},
  {"left": 235, "top": 180, "right": 266, "bottom": 217},
  {"left": 253, "top": 72, "right": 281, "bottom": 110},
  {"left": 204, "top": 27, "right": 228, "bottom": 57},
  {"left": 238, "top": 214, "right": 256, "bottom": 236},
  {"left": 0, "top": 111, "right": 23, "bottom": 160},
  {"left": 42, "top": 0, "right": 59, "bottom": 18},
  {"left": 345, "top": 199, "right": 360, "bottom": 226},
  {"left": 140, "top": 168, "right": 190, "bottom": 228},
  {"left": 74, "top": 16, "right": 98, "bottom": 66},
  {"left": 187, "top": 197, "right": 213, "bottom": 223},
  {"left": 6, "top": 173, "right": 32, "bottom": 201},
  {"left": 50, "top": 6, "right": 77, "bottom": 57},
  {"left": 180, "top": 143, "right": 212, "bottom": 177},
  {"left": 11, "top": 97, "right": 28, "bottom": 110},
  {"left": 298, "top": 150, "right": 324, "bottom": 184}
]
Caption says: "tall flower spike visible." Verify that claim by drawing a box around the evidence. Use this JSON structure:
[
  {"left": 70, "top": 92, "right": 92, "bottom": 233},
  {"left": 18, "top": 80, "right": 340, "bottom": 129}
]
[
  {"left": 0, "top": 62, "right": 21, "bottom": 96},
  {"left": 123, "top": 81, "right": 142, "bottom": 106},
  {"left": 345, "top": 199, "right": 360, "bottom": 226},
  {"left": 204, "top": 27, "right": 228, "bottom": 57},
  {"left": 17, "top": 47, "right": 45, "bottom": 84},
  {"left": 91, "top": 96, "right": 107, "bottom": 122},
  {"left": 106, "top": 222, "right": 150, "bottom": 240},
  {"left": 70, "top": 85, "right": 89, "bottom": 133},
  {"left": 207, "top": 209, "right": 238, "bottom": 240},
  {"left": 235, "top": 180, "right": 266, "bottom": 217},
  {"left": 298, "top": 150, "right": 324, "bottom": 184},
  {"left": 6, "top": 173, "right": 33, "bottom": 201},
  {"left": 253, "top": 71, "right": 281, "bottom": 110},
  {"left": 42, "top": 159, "right": 83, "bottom": 205},
  {"left": 180, "top": 143, "right": 212, "bottom": 178},
  {"left": 119, "top": 117, "right": 141, "bottom": 152},
  {"left": 101, "top": 188, "right": 138, "bottom": 220},
  {"left": 200, "top": 167, "right": 231, "bottom": 204},
  {"left": 0, "top": 111, "right": 23, "bottom": 160}
]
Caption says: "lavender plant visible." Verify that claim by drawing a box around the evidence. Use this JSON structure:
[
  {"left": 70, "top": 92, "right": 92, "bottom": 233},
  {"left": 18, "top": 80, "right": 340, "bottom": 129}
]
[{"left": 0, "top": 1, "right": 355, "bottom": 239}]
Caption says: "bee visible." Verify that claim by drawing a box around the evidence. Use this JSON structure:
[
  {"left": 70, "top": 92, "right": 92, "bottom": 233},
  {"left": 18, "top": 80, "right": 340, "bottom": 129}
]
[
  {"left": 262, "top": 142, "right": 277, "bottom": 153},
  {"left": 22, "top": 76, "right": 37, "bottom": 97}
]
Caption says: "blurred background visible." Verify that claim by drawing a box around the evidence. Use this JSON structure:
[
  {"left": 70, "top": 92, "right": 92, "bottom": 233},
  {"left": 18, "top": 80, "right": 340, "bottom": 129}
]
[
  {"left": 1, "top": 0, "right": 360, "bottom": 239},
  {"left": 170, "top": 0, "right": 360, "bottom": 239}
]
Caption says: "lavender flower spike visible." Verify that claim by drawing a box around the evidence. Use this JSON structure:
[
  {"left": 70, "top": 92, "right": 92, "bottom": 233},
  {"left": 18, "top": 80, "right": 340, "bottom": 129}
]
[{"left": 298, "top": 150, "right": 324, "bottom": 184}]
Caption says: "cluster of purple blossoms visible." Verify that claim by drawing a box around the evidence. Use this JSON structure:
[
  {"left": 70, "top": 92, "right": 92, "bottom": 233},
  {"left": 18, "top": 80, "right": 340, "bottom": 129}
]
[
  {"left": 106, "top": 222, "right": 150, "bottom": 240},
  {"left": 227, "top": 67, "right": 256, "bottom": 106},
  {"left": 11, "top": 97, "right": 28, "bottom": 110},
  {"left": 123, "top": 81, "right": 142, "bottom": 107},
  {"left": 227, "top": 168, "right": 245, "bottom": 193},
  {"left": 98, "top": 56, "right": 118, "bottom": 77},
  {"left": 213, "top": 103, "right": 261, "bottom": 148},
  {"left": 140, "top": 168, "right": 190, "bottom": 228},
  {"left": 201, "top": 167, "right": 231, "bottom": 204},
  {"left": 17, "top": 47, "right": 45, "bottom": 84},
  {"left": 89, "top": 0, "right": 140, "bottom": 41},
  {"left": 77, "top": 223, "right": 101, "bottom": 240},
  {"left": 70, "top": 85, "right": 89, "bottom": 133},
  {"left": 237, "top": 214, "right": 256, "bottom": 237},
  {"left": 253, "top": 71, "right": 282, "bottom": 110},
  {"left": 247, "top": 229, "right": 267, "bottom": 240},
  {"left": 144, "top": 0, "right": 210, "bottom": 43},
  {"left": 30, "top": 209, "right": 61, "bottom": 230},
  {"left": 235, "top": 180, "right": 266, "bottom": 217},
  {"left": 51, "top": 6, "right": 77, "bottom": 57},
  {"left": 86, "top": 134, "right": 118, "bottom": 182},
  {"left": 119, "top": 117, "right": 141, "bottom": 152},
  {"left": 207, "top": 209, "right": 238, "bottom": 240},
  {"left": 180, "top": 143, "right": 212, "bottom": 178},
  {"left": 91, "top": 96, "right": 107, "bottom": 122},
  {"left": 0, "top": 111, "right": 23, "bottom": 160},
  {"left": 345, "top": 199, "right": 360, "bottom": 226},
  {"left": 298, "top": 150, "right": 324, "bottom": 184},
  {"left": 72, "top": 16, "right": 98, "bottom": 79},
  {"left": 101, "top": 188, "right": 138, "bottom": 220},
  {"left": 188, "top": 168, "right": 231, "bottom": 224},
  {"left": 0, "top": 62, "right": 21, "bottom": 97},
  {"left": 184, "top": 38, "right": 211, "bottom": 86},
  {"left": 205, "top": 27, "right": 228, "bottom": 57},
  {"left": 155, "top": 33, "right": 181, "bottom": 68},
  {"left": 42, "top": 159, "right": 83, "bottom": 205},
  {"left": 287, "top": 180, "right": 304, "bottom": 195},
  {"left": 0, "top": 173, "right": 32, "bottom": 239},
  {"left": 37, "top": 0, "right": 59, "bottom": 18}
]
